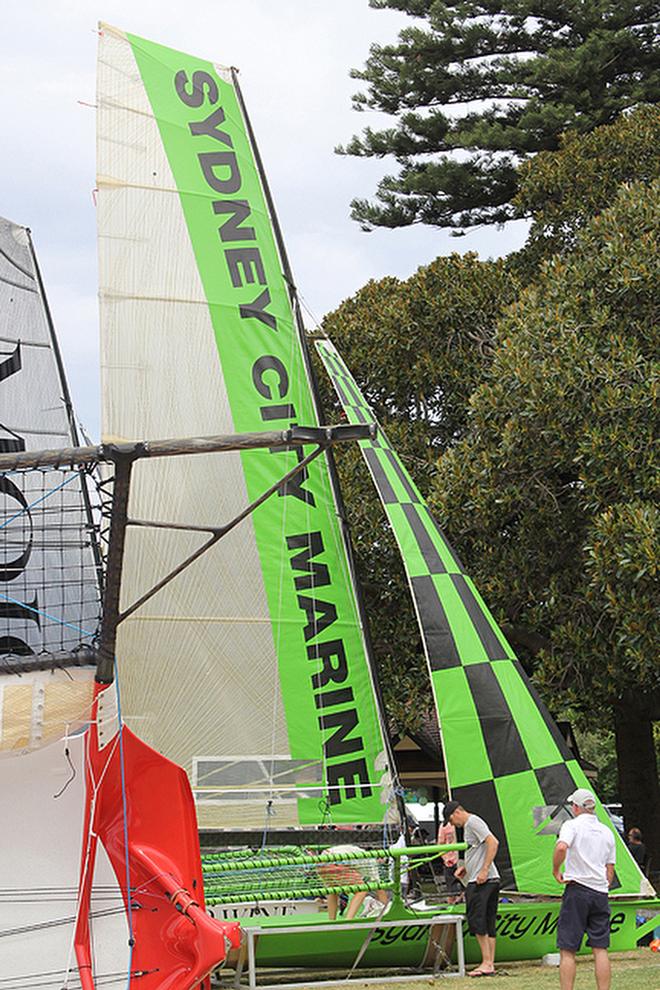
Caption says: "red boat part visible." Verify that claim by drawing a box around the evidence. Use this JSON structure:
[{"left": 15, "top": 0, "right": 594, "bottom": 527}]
[{"left": 75, "top": 682, "right": 240, "bottom": 988}]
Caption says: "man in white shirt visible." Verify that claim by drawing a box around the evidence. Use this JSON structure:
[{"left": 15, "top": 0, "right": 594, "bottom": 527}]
[{"left": 552, "top": 788, "right": 616, "bottom": 990}]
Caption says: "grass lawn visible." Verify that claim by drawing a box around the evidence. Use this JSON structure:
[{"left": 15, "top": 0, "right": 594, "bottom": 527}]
[{"left": 335, "top": 950, "right": 660, "bottom": 989}]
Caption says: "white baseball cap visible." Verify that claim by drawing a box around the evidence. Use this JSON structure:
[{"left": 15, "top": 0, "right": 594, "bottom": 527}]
[{"left": 568, "top": 788, "right": 596, "bottom": 809}]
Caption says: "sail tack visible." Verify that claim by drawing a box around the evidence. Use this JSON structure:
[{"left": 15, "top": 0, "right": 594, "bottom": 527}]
[
  {"left": 316, "top": 337, "right": 649, "bottom": 896},
  {"left": 97, "top": 25, "right": 390, "bottom": 826}
]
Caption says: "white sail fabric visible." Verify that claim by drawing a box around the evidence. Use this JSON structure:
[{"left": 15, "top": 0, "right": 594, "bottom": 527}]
[
  {"left": 97, "top": 26, "right": 291, "bottom": 826},
  {"left": 0, "top": 220, "right": 120, "bottom": 983},
  {"left": 0, "top": 216, "right": 98, "bottom": 751},
  {"left": 0, "top": 732, "right": 128, "bottom": 983}
]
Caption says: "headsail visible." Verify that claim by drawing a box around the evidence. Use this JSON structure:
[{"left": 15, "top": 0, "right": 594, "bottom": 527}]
[
  {"left": 97, "top": 25, "right": 391, "bottom": 827},
  {"left": 316, "top": 337, "right": 651, "bottom": 896}
]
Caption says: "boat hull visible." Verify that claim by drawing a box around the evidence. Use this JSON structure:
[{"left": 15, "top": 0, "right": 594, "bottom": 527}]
[{"left": 234, "top": 897, "right": 660, "bottom": 969}]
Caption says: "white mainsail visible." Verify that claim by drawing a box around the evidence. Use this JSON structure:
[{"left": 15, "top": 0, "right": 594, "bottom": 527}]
[
  {"left": 97, "top": 26, "right": 292, "bottom": 827},
  {"left": 97, "top": 25, "right": 391, "bottom": 828}
]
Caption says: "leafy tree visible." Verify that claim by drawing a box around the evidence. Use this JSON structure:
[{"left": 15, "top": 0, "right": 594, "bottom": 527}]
[
  {"left": 316, "top": 253, "right": 517, "bottom": 729},
  {"left": 573, "top": 727, "right": 620, "bottom": 804},
  {"left": 339, "top": 0, "right": 660, "bottom": 231},
  {"left": 432, "top": 180, "right": 660, "bottom": 861},
  {"left": 511, "top": 104, "right": 660, "bottom": 275}
]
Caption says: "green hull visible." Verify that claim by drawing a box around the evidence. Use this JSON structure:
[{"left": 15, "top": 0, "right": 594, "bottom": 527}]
[{"left": 237, "top": 898, "right": 660, "bottom": 969}]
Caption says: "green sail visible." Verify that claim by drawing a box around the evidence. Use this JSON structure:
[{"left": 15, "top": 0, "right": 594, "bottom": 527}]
[
  {"left": 316, "top": 337, "right": 645, "bottom": 894},
  {"left": 113, "top": 31, "right": 390, "bottom": 825}
]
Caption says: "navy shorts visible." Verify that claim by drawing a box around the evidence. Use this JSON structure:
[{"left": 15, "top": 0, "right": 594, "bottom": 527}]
[
  {"left": 465, "top": 880, "right": 500, "bottom": 937},
  {"left": 557, "top": 882, "right": 610, "bottom": 951}
]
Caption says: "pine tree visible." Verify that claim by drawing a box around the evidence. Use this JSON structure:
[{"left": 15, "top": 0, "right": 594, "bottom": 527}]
[{"left": 339, "top": 0, "right": 660, "bottom": 230}]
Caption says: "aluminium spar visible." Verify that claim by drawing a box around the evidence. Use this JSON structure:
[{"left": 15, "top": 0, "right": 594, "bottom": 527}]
[{"left": 97, "top": 25, "right": 392, "bottom": 828}]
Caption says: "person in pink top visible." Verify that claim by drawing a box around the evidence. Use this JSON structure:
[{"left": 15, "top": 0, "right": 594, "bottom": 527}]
[{"left": 437, "top": 819, "right": 463, "bottom": 904}]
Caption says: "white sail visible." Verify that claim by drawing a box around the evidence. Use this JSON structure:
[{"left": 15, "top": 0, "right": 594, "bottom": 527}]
[
  {"left": 97, "top": 26, "right": 291, "bottom": 827},
  {"left": 0, "top": 215, "right": 99, "bottom": 743},
  {"left": 97, "top": 25, "right": 391, "bottom": 828},
  {"left": 0, "top": 217, "right": 125, "bottom": 987}
]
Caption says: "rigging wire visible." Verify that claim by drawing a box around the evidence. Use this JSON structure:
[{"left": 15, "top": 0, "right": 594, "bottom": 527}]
[
  {"left": 113, "top": 659, "right": 135, "bottom": 990},
  {"left": 53, "top": 725, "right": 77, "bottom": 799},
  {"left": 0, "top": 905, "right": 126, "bottom": 939},
  {"left": 0, "top": 968, "right": 130, "bottom": 990},
  {"left": 0, "top": 591, "right": 96, "bottom": 639}
]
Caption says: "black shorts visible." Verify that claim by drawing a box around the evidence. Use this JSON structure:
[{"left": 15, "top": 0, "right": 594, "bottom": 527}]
[
  {"left": 557, "top": 882, "right": 611, "bottom": 952},
  {"left": 465, "top": 880, "right": 500, "bottom": 937}
]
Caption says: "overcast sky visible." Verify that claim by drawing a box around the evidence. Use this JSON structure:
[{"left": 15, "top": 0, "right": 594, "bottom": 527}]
[{"left": 0, "top": 0, "right": 527, "bottom": 439}]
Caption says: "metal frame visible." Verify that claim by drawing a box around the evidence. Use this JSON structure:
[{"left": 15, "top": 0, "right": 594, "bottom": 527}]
[
  {"left": 0, "top": 424, "right": 373, "bottom": 473},
  {"left": 230, "top": 915, "right": 466, "bottom": 988},
  {"left": 0, "top": 423, "right": 374, "bottom": 682}
]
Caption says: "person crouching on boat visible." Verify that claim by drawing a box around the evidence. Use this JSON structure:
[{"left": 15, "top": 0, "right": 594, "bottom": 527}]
[
  {"left": 443, "top": 800, "right": 500, "bottom": 978},
  {"left": 317, "top": 845, "right": 390, "bottom": 920},
  {"left": 552, "top": 788, "right": 615, "bottom": 990}
]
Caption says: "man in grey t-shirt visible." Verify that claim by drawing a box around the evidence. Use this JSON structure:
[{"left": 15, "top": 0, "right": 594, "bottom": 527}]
[{"left": 444, "top": 800, "right": 500, "bottom": 977}]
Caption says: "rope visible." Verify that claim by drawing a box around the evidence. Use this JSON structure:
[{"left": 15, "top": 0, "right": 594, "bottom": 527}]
[{"left": 52, "top": 724, "right": 76, "bottom": 799}]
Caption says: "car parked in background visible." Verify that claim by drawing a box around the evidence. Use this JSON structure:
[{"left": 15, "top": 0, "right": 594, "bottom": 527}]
[{"left": 604, "top": 803, "right": 624, "bottom": 835}]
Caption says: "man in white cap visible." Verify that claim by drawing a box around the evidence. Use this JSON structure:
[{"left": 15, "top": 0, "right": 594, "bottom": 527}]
[{"left": 552, "top": 788, "right": 616, "bottom": 990}]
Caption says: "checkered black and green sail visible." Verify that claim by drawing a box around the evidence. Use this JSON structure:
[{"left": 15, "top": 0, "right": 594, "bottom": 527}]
[{"left": 316, "top": 338, "right": 646, "bottom": 895}]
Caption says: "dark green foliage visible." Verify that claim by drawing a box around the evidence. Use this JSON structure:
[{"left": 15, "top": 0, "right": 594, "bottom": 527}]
[
  {"left": 340, "top": 1, "right": 660, "bottom": 230},
  {"left": 321, "top": 106, "right": 659, "bottom": 849},
  {"left": 510, "top": 105, "right": 660, "bottom": 274}
]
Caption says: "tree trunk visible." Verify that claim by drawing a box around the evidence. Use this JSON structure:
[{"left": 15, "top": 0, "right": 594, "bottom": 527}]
[{"left": 614, "top": 698, "right": 660, "bottom": 877}]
